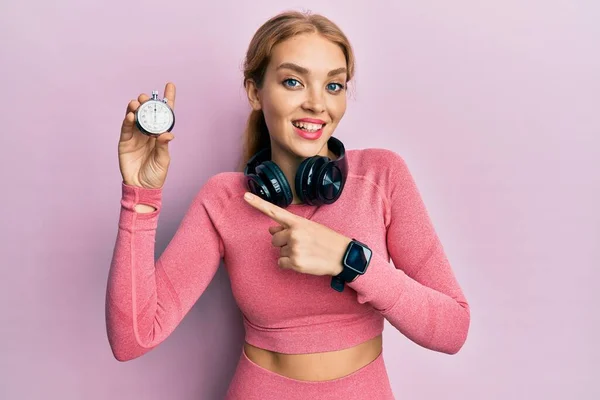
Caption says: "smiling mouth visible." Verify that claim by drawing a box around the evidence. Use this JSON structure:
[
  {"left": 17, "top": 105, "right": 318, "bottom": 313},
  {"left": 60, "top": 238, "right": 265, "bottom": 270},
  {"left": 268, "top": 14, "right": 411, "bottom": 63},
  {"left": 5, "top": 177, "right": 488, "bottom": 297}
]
[{"left": 292, "top": 120, "right": 326, "bottom": 133}]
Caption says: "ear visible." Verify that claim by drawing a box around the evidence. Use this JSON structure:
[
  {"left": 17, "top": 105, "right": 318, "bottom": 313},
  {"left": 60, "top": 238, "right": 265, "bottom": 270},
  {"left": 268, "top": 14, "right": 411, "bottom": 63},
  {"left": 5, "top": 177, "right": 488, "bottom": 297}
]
[{"left": 245, "top": 79, "right": 262, "bottom": 111}]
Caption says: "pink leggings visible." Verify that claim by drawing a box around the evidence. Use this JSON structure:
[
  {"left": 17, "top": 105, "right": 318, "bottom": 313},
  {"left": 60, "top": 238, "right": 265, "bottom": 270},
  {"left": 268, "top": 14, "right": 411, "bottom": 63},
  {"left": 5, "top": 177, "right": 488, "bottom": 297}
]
[{"left": 225, "top": 347, "right": 396, "bottom": 399}]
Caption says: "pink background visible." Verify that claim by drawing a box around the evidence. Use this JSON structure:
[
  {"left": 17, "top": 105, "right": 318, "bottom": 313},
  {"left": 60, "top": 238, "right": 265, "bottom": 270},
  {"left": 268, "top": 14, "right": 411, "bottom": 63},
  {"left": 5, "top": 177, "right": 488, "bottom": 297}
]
[{"left": 1, "top": 0, "right": 598, "bottom": 399}]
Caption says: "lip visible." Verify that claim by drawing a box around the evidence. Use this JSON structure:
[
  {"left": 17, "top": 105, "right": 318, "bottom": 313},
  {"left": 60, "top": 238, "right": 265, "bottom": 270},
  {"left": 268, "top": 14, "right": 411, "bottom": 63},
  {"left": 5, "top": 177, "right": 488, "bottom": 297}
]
[
  {"left": 293, "top": 118, "right": 327, "bottom": 124},
  {"left": 292, "top": 123, "right": 324, "bottom": 140}
]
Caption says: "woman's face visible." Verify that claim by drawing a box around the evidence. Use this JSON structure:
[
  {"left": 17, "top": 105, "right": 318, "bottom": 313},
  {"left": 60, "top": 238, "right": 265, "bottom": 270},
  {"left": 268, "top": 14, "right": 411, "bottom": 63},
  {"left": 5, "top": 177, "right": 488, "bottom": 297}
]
[{"left": 246, "top": 33, "right": 348, "bottom": 160}]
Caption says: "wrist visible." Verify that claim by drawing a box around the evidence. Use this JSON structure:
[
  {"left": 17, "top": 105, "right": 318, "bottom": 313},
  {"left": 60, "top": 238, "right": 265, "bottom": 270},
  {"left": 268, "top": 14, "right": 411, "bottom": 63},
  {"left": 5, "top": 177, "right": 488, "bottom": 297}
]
[
  {"left": 332, "top": 264, "right": 344, "bottom": 276},
  {"left": 331, "top": 236, "right": 352, "bottom": 276}
]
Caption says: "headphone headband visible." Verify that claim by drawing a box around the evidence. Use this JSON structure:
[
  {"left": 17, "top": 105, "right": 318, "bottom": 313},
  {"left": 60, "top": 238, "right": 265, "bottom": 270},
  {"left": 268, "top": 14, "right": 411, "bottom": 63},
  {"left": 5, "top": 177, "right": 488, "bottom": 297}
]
[{"left": 244, "top": 136, "right": 346, "bottom": 176}]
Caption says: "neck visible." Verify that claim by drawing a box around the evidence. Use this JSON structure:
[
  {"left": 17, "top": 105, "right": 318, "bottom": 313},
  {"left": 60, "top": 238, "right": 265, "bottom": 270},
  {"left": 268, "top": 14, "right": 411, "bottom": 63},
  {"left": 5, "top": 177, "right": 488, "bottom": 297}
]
[{"left": 270, "top": 140, "right": 336, "bottom": 205}]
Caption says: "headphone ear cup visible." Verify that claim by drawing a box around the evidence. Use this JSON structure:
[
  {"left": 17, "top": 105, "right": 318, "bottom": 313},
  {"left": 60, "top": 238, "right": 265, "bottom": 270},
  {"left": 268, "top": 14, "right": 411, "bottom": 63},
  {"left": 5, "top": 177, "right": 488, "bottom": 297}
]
[
  {"left": 295, "top": 156, "right": 328, "bottom": 205},
  {"left": 315, "top": 161, "right": 346, "bottom": 204},
  {"left": 259, "top": 160, "right": 293, "bottom": 207},
  {"left": 246, "top": 174, "right": 272, "bottom": 202}
]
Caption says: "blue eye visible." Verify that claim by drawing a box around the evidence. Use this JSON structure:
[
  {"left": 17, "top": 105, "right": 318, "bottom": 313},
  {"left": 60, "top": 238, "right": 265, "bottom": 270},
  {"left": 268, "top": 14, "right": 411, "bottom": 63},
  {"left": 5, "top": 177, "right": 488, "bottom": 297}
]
[
  {"left": 282, "top": 79, "right": 344, "bottom": 93},
  {"left": 327, "top": 83, "right": 344, "bottom": 92},
  {"left": 283, "top": 79, "right": 301, "bottom": 88}
]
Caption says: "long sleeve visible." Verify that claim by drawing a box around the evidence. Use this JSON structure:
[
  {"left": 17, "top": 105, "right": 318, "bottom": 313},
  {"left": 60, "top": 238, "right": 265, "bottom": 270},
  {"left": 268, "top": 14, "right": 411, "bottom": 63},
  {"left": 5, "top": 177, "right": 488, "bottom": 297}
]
[
  {"left": 105, "top": 178, "right": 225, "bottom": 361},
  {"left": 347, "top": 151, "right": 470, "bottom": 355}
]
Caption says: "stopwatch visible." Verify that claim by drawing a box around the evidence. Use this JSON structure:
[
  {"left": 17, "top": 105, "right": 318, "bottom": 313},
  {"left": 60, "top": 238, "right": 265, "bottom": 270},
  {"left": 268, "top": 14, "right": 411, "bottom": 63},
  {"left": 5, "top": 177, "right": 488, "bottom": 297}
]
[{"left": 135, "top": 90, "right": 175, "bottom": 136}]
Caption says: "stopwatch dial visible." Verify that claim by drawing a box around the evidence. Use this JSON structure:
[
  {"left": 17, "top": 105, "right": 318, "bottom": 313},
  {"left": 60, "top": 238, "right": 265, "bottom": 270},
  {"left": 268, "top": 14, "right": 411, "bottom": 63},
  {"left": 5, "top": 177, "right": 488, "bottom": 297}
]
[{"left": 137, "top": 101, "right": 174, "bottom": 135}]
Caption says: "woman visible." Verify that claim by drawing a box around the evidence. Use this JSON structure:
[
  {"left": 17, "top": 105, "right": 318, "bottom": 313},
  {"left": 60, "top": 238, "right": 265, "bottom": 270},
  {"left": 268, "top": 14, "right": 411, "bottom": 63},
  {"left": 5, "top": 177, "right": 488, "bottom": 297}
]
[{"left": 107, "top": 10, "right": 470, "bottom": 399}]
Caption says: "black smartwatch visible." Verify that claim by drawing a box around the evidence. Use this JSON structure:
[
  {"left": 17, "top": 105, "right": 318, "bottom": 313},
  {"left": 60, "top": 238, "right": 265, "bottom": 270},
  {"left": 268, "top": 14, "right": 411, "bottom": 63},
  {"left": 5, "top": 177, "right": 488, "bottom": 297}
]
[{"left": 331, "top": 239, "right": 373, "bottom": 292}]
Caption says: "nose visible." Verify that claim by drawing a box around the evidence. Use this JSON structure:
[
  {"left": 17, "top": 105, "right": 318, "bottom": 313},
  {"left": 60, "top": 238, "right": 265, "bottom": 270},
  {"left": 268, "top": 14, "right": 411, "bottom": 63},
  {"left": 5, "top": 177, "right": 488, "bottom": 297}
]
[{"left": 301, "top": 87, "right": 325, "bottom": 114}]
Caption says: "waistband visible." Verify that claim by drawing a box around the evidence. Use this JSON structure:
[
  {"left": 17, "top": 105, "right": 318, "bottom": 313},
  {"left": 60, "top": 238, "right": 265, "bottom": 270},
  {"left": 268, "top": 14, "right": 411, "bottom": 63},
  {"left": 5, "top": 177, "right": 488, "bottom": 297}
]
[{"left": 225, "top": 346, "right": 396, "bottom": 399}]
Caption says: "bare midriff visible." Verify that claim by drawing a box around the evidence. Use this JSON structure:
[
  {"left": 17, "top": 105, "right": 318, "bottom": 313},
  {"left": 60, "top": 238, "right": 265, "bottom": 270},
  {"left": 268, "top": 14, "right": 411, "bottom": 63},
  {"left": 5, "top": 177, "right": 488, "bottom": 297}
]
[{"left": 243, "top": 334, "right": 383, "bottom": 381}]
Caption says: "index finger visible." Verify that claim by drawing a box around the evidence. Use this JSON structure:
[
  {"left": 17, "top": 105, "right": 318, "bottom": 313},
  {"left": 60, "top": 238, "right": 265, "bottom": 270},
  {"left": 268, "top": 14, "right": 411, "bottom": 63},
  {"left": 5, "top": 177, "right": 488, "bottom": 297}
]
[
  {"left": 243, "top": 192, "right": 298, "bottom": 227},
  {"left": 164, "top": 82, "right": 176, "bottom": 109}
]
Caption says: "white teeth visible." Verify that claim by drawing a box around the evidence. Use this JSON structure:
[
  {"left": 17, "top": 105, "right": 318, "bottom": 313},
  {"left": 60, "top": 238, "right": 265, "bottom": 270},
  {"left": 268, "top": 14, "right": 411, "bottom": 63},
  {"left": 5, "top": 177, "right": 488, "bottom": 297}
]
[{"left": 292, "top": 121, "right": 324, "bottom": 132}]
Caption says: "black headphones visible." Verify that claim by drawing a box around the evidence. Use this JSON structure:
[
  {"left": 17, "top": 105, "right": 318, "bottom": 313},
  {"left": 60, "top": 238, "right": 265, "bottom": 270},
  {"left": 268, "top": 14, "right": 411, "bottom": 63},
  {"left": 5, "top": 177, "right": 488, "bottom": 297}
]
[{"left": 244, "top": 136, "right": 349, "bottom": 208}]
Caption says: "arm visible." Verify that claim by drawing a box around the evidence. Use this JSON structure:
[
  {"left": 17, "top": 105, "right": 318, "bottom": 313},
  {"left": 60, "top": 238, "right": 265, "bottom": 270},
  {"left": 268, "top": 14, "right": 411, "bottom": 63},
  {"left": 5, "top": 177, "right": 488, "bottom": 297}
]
[
  {"left": 105, "top": 177, "right": 224, "bottom": 361},
  {"left": 347, "top": 151, "right": 470, "bottom": 354}
]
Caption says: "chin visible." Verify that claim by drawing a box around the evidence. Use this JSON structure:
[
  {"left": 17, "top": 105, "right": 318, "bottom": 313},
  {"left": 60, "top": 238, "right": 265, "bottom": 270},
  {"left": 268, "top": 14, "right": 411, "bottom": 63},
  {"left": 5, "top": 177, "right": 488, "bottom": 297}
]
[{"left": 289, "top": 133, "right": 332, "bottom": 159}]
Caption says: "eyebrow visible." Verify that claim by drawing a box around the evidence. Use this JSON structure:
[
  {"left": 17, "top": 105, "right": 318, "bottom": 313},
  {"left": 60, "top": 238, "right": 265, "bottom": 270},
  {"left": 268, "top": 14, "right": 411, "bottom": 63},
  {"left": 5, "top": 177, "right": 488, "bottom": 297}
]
[{"left": 276, "top": 62, "right": 347, "bottom": 77}]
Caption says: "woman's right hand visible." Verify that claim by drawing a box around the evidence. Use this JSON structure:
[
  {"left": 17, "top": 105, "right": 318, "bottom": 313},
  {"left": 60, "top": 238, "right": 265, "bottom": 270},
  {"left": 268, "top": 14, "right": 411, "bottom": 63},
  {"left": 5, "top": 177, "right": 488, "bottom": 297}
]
[{"left": 118, "top": 82, "right": 176, "bottom": 189}]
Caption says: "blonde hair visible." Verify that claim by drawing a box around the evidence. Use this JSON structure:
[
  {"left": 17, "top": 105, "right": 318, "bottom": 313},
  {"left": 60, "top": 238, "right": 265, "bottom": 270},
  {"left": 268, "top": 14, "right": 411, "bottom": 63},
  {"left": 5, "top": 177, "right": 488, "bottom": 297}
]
[{"left": 237, "top": 10, "right": 355, "bottom": 171}]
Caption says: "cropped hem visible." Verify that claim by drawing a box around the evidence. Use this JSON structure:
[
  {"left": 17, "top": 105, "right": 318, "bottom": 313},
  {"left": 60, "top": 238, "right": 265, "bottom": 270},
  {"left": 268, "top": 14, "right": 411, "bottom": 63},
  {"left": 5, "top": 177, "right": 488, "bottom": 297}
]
[{"left": 243, "top": 310, "right": 384, "bottom": 354}]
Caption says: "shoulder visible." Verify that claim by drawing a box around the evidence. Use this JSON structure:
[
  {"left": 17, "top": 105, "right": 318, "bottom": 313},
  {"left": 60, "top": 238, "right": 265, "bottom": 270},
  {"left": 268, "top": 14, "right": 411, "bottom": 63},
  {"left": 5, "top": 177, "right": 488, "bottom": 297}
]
[
  {"left": 346, "top": 147, "right": 413, "bottom": 189},
  {"left": 200, "top": 171, "right": 245, "bottom": 194},
  {"left": 194, "top": 171, "right": 246, "bottom": 210},
  {"left": 347, "top": 147, "right": 407, "bottom": 168}
]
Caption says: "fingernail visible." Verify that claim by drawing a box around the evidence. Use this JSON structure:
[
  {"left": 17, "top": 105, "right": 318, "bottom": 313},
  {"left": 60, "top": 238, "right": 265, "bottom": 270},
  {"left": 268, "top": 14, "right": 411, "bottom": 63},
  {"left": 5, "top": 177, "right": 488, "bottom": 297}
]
[{"left": 244, "top": 192, "right": 254, "bottom": 201}]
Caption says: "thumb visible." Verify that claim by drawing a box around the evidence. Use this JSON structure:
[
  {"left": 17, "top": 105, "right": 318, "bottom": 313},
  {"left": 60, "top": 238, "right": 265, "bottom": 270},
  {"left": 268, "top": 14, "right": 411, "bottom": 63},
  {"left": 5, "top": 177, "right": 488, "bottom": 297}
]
[
  {"left": 154, "top": 133, "right": 175, "bottom": 160},
  {"left": 156, "top": 132, "right": 175, "bottom": 144}
]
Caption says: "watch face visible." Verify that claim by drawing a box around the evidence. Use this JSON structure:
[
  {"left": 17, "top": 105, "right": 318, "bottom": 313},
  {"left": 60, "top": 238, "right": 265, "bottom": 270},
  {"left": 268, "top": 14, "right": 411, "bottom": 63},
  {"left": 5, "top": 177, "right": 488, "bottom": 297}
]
[
  {"left": 344, "top": 241, "right": 372, "bottom": 274},
  {"left": 136, "top": 100, "right": 174, "bottom": 135}
]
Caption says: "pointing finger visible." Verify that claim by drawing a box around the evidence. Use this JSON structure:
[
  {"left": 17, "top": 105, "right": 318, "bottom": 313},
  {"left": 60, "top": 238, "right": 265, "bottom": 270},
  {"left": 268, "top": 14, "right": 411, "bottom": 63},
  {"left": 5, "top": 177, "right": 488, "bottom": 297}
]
[{"left": 244, "top": 192, "right": 298, "bottom": 227}]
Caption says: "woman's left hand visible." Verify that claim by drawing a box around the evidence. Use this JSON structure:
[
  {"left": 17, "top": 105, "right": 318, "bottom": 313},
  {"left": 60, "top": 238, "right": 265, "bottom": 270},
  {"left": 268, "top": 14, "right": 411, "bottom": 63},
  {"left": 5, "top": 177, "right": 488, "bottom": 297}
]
[{"left": 243, "top": 192, "right": 351, "bottom": 277}]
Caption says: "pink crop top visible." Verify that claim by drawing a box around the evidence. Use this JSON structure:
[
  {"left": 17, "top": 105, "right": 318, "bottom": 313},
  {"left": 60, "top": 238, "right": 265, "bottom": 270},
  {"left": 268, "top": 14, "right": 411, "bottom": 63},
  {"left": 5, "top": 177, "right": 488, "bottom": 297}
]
[{"left": 105, "top": 147, "right": 470, "bottom": 361}]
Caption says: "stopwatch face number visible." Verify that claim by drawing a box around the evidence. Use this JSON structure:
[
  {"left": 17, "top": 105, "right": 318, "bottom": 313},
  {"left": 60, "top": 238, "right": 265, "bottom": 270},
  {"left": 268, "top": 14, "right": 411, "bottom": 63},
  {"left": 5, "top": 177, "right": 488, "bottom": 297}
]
[{"left": 138, "top": 101, "right": 173, "bottom": 134}]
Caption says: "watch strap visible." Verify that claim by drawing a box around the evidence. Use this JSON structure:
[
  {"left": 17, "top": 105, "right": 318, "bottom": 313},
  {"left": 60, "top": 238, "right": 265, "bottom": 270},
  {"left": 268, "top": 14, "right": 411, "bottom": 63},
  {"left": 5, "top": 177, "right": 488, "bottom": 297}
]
[{"left": 330, "top": 276, "right": 345, "bottom": 292}]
